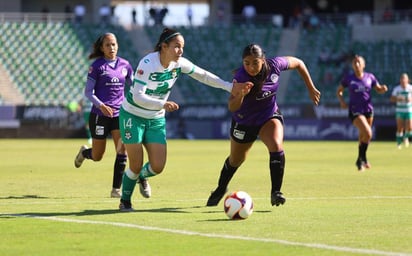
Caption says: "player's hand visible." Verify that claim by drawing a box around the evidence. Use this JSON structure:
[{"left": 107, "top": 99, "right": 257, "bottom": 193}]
[
  {"left": 164, "top": 101, "right": 179, "bottom": 112},
  {"left": 310, "top": 88, "right": 321, "bottom": 106},
  {"left": 231, "top": 80, "right": 254, "bottom": 97},
  {"left": 100, "top": 104, "right": 114, "bottom": 117}
]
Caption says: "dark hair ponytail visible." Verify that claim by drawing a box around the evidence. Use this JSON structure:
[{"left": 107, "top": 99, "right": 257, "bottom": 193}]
[
  {"left": 154, "top": 28, "right": 181, "bottom": 52},
  {"left": 242, "top": 44, "right": 269, "bottom": 94}
]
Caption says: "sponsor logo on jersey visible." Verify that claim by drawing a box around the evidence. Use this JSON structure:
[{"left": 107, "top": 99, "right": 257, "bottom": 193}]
[
  {"left": 96, "top": 125, "right": 104, "bottom": 136},
  {"left": 233, "top": 129, "right": 245, "bottom": 140},
  {"left": 256, "top": 90, "right": 276, "bottom": 100}
]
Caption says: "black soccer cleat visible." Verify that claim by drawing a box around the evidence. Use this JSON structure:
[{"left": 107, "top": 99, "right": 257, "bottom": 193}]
[
  {"left": 119, "top": 199, "right": 134, "bottom": 212},
  {"left": 206, "top": 188, "right": 227, "bottom": 206},
  {"left": 355, "top": 159, "right": 365, "bottom": 171},
  {"left": 271, "top": 191, "right": 286, "bottom": 206}
]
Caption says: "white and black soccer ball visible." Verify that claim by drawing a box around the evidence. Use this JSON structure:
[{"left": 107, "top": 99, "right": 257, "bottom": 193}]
[{"left": 224, "top": 191, "right": 253, "bottom": 220}]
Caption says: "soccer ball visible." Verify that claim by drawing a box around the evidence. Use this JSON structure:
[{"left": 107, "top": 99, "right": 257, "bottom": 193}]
[{"left": 224, "top": 191, "right": 253, "bottom": 220}]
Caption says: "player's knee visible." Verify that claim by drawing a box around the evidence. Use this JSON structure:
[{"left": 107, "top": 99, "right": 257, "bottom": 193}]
[
  {"left": 150, "top": 164, "right": 164, "bottom": 174},
  {"left": 92, "top": 154, "right": 104, "bottom": 161}
]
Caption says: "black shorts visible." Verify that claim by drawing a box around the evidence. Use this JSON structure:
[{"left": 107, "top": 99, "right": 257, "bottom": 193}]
[
  {"left": 89, "top": 113, "right": 120, "bottom": 139},
  {"left": 348, "top": 110, "right": 373, "bottom": 122},
  {"left": 230, "top": 113, "right": 284, "bottom": 144}
]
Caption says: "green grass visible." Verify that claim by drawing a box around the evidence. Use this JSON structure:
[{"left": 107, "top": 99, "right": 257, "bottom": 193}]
[{"left": 0, "top": 139, "right": 411, "bottom": 256}]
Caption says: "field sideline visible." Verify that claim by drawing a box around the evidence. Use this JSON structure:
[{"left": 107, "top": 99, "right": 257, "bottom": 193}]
[{"left": 0, "top": 139, "right": 411, "bottom": 256}]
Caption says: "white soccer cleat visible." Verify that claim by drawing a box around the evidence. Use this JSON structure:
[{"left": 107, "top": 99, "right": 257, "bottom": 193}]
[
  {"left": 138, "top": 178, "right": 151, "bottom": 198},
  {"left": 404, "top": 138, "right": 409, "bottom": 148},
  {"left": 111, "top": 188, "right": 121, "bottom": 198},
  {"left": 74, "top": 145, "right": 88, "bottom": 168}
]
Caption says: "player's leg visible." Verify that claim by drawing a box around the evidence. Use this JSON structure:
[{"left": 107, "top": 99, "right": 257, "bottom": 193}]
[
  {"left": 353, "top": 115, "right": 373, "bottom": 170},
  {"left": 395, "top": 116, "right": 404, "bottom": 148},
  {"left": 136, "top": 117, "right": 167, "bottom": 198},
  {"left": 206, "top": 120, "right": 256, "bottom": 207},
  {"left": 136, "top": 143, "right": 167, "bottom": 198},
  {"left": 74, "top": 113, "right": 107, "bottom": 168},
  {"left": 118, "top": 109, "right": 145, "bottom": 211},
  {"left": 119, "top": 143, "right": 144, "bottom": 211},
  {"left": 403, "top": 114, "right": 411, "bottom": 147},
  {"left": 259, "top": 117, "right": 286, "bottom": 206},
  {"left": 110, "top": 130, "right": 127, "bottom": 198},
  {"left": 206, "top": 139, "right": 253, "bottom": 206}
]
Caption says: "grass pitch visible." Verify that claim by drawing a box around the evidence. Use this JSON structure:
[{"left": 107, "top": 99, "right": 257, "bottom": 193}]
[{"left": 0, "top": 139, "right": 411, "bottom": 256}]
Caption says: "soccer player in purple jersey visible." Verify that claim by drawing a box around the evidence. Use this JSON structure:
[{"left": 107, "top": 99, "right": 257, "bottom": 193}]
[
  {"left": 337, "top": 55, "right": 388, "bottom": 171},
  {"left": 74, "top": 33, "right": 134, "bottom": 198},
  {"left": 206, "top": 44, "right": 321, "bottom": 207}
]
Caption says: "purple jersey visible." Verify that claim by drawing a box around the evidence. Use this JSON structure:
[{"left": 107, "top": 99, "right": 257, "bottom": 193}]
[
  {"left": 341, "top": 72, "right": 378, "bottom": 114},
  {"left": 232, "top": 56, "right": 289, "bottom": 126},
  {"left": 87, "top": 57, "right": 133, "bottom": 117}
]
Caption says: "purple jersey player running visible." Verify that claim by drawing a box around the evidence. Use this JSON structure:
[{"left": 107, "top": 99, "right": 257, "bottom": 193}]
[
  {"left": 337, "top": 55, "right": 388, "bottom": 171},
  {"left": 206, "top": 44, "right": 321, "bottom": 207},
  {"left": 74, "top": 32, "right": 134, "bottom": 198}
]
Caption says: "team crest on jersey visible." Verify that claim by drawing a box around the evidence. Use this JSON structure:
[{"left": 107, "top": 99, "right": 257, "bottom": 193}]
[
  {"left": 124, "top": 131, "right": 132, "bottom": 140},
  {"left": 88, "top": 66, "right": 93, "bottom": 74},
  {"left": 171, "top": 69, "right": 178, "bottom": 78},
  {"left": 270, "top": 74, "right": 279, "bottom": 83},
  {"left": 121, "top": 67, "right": 128, "bottom": 76},
  {"left": 137, "top": 69, "right": 144, "bottom": 76}
]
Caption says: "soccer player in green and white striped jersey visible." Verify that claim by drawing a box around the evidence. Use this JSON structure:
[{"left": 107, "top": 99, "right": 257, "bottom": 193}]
[
  {"left": 117, "top": 28, "right": 252, "bottom": 211},
  {"left": 390, "top": 73, "right": 412, "bottom": 148}
]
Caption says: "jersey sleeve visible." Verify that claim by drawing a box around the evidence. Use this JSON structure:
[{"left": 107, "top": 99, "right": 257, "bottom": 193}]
[
  {"left": 84, "top": 61, "right": 103, "bottom": 107},
  {"left": 179, "top": 57, "right": 233, "bottom": 93}
]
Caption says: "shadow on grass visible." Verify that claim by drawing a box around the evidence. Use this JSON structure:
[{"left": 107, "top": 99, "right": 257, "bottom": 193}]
[
  {"left": 0, "top": 206, "right": 203, "bottom": 218},
  {"left": 0, "top": 195, "right": 49, "bottom": 199}
]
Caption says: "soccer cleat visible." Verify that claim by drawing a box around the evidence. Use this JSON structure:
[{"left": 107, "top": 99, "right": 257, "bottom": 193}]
[
  {"left": 110, "top": 188, "right": 121, "bottom": 198},
  {"left": 356, "top": 159, "right": 365, "bottom": 171},
  {"left": 119, "top": 199, "right": 133, "bottom": 212},
  {"left": 404, "top": 138, "right": 409, "bottom": 148},
  {"left": 206, "top": 188, "right": 227, "bottom": 206},
  {"left": 363, "top": 162, "right": 371, "bottom": 169},
  {"left": 74, "top": 145, "right": 88, "bottom": 168},
  {"left": 271, "top": 191, "right": 286, "bottom": 206},
  {"left": 138, "top": 178, "right": 151, "bottom": 198}
]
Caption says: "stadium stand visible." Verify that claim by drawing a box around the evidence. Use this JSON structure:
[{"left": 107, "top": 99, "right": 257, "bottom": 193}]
[
  {"left": 1, "top": 21, "right": 412, "bottom": 106},
  {"left": 286, "top": 24, "right": 353, "bottom": 104},
  {"left": 0, "top": 22, "right": 140, "bottom": 106}
]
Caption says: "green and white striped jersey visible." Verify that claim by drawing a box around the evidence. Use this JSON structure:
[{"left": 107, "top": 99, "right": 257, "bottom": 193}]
[
  {"left": 391, "top": 84, "right": 412, "bottom": 113},
  {"left": 122, "top": 52, "right": 232, "bottom": 119}
]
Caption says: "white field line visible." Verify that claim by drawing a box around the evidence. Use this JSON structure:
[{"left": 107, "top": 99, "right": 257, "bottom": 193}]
[{"left": 2, "top": 213, "right": 411, "bottom": 256}]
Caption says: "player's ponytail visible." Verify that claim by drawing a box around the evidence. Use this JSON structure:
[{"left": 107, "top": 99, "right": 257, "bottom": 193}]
[{"left": 154, "top": 28, "right": 181, "bottom": 52}]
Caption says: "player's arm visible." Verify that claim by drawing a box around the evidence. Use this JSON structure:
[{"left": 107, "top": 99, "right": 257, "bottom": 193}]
[
  {"left": 336, "top": 84, "right": 347, "bottom": 109},
  {"left": 228, "top": 80, "right": 253, "bottom": 112},
  {"left": 286, "top": 56, "right": 320, "bottom": 105},
  {"left": 180, "top": 57, "right": 234, "bottom": 93},
  {"left": 374, "top": 83, "right": 388, "bottom": 94}
]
